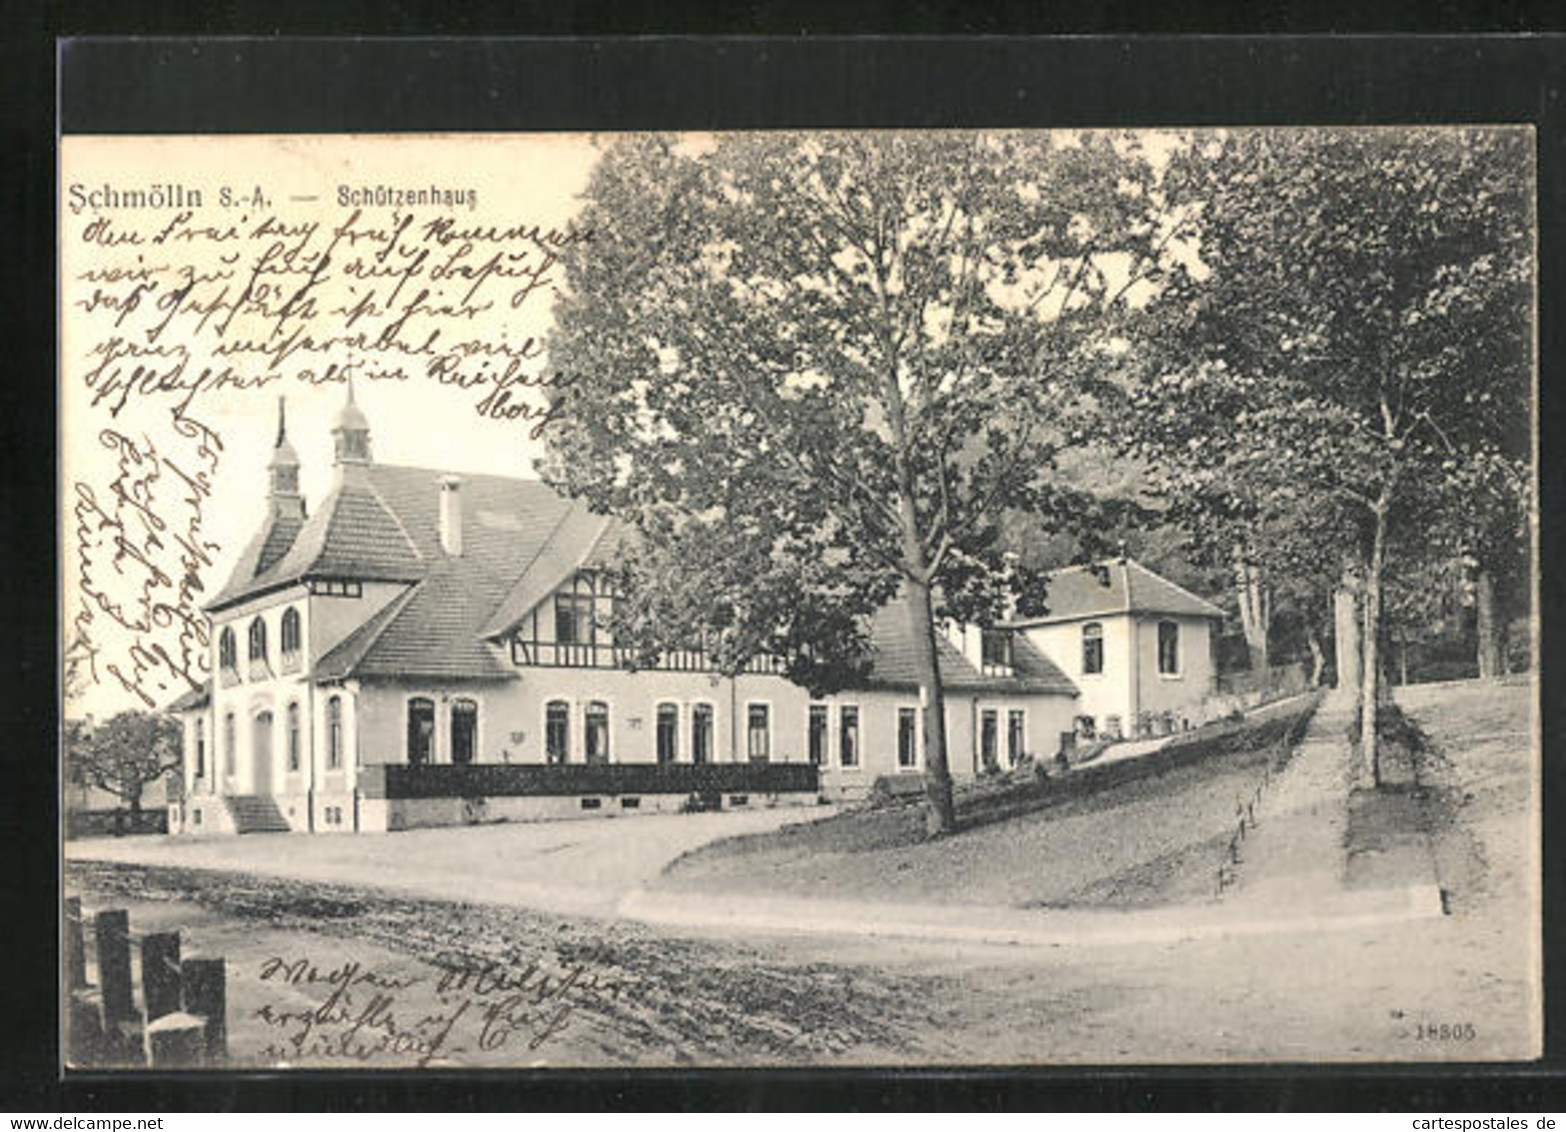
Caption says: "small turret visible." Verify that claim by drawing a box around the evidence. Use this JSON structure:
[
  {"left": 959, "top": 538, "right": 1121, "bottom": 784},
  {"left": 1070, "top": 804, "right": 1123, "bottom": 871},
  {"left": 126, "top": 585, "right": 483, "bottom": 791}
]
[
  {"left": 268, "top": 397, "right": 305, "bottom": 519},
  {"left": 332, "top": 378, "right": 372, "bottom": 466}
]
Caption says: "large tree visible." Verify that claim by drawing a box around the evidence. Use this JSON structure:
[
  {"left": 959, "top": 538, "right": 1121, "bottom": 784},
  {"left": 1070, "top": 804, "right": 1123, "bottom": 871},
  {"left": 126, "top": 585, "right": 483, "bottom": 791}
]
[
  {"left": 65, "top": 711, "right": 181, "bottom": 823},
  {"left": 1127, "top": 127, "right": 1532, "bottom": 786},
  {"left": 540, "top": 132, "right": 1171, "bottom": 834}
]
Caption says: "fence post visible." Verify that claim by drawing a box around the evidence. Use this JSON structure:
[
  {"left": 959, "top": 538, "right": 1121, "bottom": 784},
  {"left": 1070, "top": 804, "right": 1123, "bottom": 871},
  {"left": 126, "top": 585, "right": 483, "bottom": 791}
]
[
  {"left": 64, "top": 897, "right": 86, "bottom": 990},
  {"left": 182, "top": 957, "right": 227, "bottom": 1063},
  {"left": 66, "top": 988, "right": 106, "bottom": 1066},
  {"left": 142, "top": 932, "right": 182, "bottom": 1022},
  {"left": 145, "top": 1011, "right": 207, "bottom": 1069},
  {"left": 94, "top": 910, "right": 135, "bottom": 1024},
  {"left": 94, "top": 909, "right": 143, "bottom": 1062}
]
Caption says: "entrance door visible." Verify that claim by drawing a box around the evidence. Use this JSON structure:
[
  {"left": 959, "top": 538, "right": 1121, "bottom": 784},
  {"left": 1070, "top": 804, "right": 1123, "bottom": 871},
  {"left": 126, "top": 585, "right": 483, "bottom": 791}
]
[{"left": 252, "top": 710, "right": 274, "bottom": 794}]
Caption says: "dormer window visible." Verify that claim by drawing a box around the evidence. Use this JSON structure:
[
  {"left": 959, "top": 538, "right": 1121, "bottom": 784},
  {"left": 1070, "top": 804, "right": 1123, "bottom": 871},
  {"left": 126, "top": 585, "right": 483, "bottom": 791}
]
[
  {"left": 218, "top": 627, "right": 239, "bottom": 686},
  {"left": 980, "top": 629, "right": 1014, "bottom": 673},
  {"left": 247, "top": 616, "right": 270, "bottom": 680},
  {"left": 280, "top": 606, "right": 302, "bottom": 673}
]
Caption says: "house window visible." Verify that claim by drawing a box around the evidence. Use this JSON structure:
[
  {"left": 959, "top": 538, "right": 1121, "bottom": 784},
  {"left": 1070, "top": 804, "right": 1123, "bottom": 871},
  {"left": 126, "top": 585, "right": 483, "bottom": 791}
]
[
  {"left": 280, "top": 607, "right": 302, "bottom": 672},
  {"left": 839, "top": 706, "right": 859, "bottom": 768},
  {"left": 554, "top": 593, "right": 594, "bottom": 645},
  {"left": 584, "top": 701, "right": 610, "bottom": 764},
  {"left": 746, "top": 704, "right": 771, "bottom": 762},
  {"left": 407, "top": 697, "right": 435, "bottom": 766},
  {"left": 286, "top": 702, "right": 301, "bottom": 773},
  {"left": 545, "top": 700, "right": 570, "bottom": 764},
  {"left": 981, "top": 629, "right": 1013, "bottom": 670},
  {"left": 656, "top": 703, "right": 679, "bottom": 764},
  {"left": 194, "top": 720, "right": 206, "bottom": 778},
  {"left": 1158, "top": 620, "right": 1181, "bottom": 675},
  {"left": 222, "top": 712, "right": 236, "bottom": 776},
  {"left": 691, "top": 704, "right": 713, "bottom": 765},
  {"left": 311, "top": 579, "right": 362, "bottom": 598},
  {"left": 897, "top": 707, "right": 918, "bottom": 770},
  {"left": 451, "top": 698, "right": 478, "bottom": 765},
  {"left": 326, "top": 696, "right": 343, "bottom": 770},
  {"left": 218, "top": 627, "right": 238, "bottom": 684},
  {"left": 1007, "top": 709, "right": 1026, "bottom": 767},
  {"left": 980, "top": 708, "right": 999, "bottom": 772},
  {"left": 247, "top": 616, "right": 270, "bottom": 679},
  {"left": 808, "top": 704, "right": 828, "bottom": 766},
  {"left": 1082, "top": 622, "right": 1104, "bottom": 675}
]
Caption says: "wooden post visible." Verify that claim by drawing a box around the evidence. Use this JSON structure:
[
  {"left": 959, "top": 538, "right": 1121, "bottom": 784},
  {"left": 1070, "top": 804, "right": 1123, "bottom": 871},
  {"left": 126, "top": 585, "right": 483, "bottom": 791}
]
[
  {"left": 94, "top": 910, "right": 135, "bottom": 1024},
  {"left": 66, "top": 988, "right": 105, "bottom": 1066},
  {"left": 142, "top": 932, "right": 182, "bottom": 1022},
  {"left": 145, "top": 1011, "right": 207, "bottom": 1069},
  {"left": 182, "top": 957, "right": 227, "bottom": 1063},
  {"left": 64, "top": 897, "right": 86, "bottom": 990}
]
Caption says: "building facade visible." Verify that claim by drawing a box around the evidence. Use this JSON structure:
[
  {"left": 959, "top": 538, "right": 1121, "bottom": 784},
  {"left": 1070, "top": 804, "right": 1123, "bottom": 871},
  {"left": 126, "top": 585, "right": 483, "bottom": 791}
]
[
  {"left": 1008, "top": 558, "right": 1224, "bottom": 741},
  {"left": 170, "top": 394, "right": 1081, "bottom": 834}
]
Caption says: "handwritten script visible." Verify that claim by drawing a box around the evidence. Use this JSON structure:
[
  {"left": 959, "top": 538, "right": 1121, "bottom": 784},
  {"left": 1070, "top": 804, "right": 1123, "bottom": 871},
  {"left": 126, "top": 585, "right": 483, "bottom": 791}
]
[
  {"left": 253, "top": 951, "right": 627, "bottom": 1067},
  {"left": 63, "top": 160, "right": 593, "bottom": 712}
]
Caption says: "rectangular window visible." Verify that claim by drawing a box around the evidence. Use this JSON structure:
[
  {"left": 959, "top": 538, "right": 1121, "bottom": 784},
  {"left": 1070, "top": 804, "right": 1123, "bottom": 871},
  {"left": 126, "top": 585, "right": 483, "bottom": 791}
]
[
  {"left": 981, "top": 629, "right": 1013, "bottom": 670},
  {"left": 194, "top": 723, "right": 206, "bottom": 779},
  {"left": 808, "top": 704, "right": 828, "bottom": 766},
  {"left": 656, "top": 704, "right": 679, "bottom": 764},
  {"left": 326, "top": 697, "right": 342, "bottom": 770},
  {"left": 1082, "top": 623, "right": 1104, "bottom": 675},
  {"left": 584, "top": 701, "right": 610, "bottom": 764},
  {"left": 1007, "top": 709, "right": 1026, "bottom": 767},
  {"left": 897, "top": 707, "right": 918, "bottom": 770},
  {"left": 839, "top": 706, "right": 859, "bottom": 768},
  {"left": 691, "top": 704, "right": 713, "bottom": 765},
  {"left": 1158, "top": 620, "right": 1181, "bottom": 675},
  {"left": 980, "top": 709, "right": 999, "bottom": 772},
  {"left": 554, "top": 593, "right": 581, "bottom": 644},
  {"left": 746, "top": 704, "right": 771, "bottom": 762}
]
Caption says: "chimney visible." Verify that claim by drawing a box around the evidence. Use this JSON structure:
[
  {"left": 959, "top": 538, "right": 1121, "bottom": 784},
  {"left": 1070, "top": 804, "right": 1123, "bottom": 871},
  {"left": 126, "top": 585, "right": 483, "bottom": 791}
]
[{"left": 439, "top": 476, "right": 463, "bottom": 556}]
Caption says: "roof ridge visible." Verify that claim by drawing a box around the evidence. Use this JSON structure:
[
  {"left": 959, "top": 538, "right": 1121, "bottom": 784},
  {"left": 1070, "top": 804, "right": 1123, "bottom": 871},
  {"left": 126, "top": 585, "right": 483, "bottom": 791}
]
[{"left": 362, "top": 474, "right": 425, "bottom": 563}]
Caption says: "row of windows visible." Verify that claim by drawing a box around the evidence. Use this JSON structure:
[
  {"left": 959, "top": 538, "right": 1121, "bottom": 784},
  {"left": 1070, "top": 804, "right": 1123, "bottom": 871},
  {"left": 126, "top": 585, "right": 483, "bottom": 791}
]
[
  {"left": 218, "top": 608, "right": 303, "bottom": 684},
  {"left": 194, "top": 695, "right": 346, "bottom": 778},
  {"left": 1080, "top": 620, "right": 1182, "bottom": 676},
  {"left": 406, "top": 696, "right": 479, "bottom": 766}
]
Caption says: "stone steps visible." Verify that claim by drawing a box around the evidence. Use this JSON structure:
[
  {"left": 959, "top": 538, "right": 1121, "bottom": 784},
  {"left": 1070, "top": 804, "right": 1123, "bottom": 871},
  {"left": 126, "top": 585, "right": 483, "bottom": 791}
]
[{"left": 222, "top": 795, "right": 291, "bottom": 834}]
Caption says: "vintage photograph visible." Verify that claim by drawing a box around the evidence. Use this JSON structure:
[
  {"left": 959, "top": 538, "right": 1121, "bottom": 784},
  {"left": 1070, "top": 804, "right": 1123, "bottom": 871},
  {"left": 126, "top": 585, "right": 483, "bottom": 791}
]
[{"left": 59, "top": 128, "right": 1539, "bottom": 1069}]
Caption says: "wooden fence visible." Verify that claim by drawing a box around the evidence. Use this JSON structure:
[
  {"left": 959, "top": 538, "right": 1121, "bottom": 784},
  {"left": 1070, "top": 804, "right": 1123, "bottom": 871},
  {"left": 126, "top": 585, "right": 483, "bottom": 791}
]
[{"left": 64, "top": 896, "right": 227, "bottom": 1069}]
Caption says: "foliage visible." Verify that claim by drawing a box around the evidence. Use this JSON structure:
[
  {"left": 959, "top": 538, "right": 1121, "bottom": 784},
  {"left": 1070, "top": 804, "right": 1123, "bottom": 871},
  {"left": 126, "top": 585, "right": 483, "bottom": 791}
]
[{"left": 65, "top": 711, "right": 182, "bottom": 813}]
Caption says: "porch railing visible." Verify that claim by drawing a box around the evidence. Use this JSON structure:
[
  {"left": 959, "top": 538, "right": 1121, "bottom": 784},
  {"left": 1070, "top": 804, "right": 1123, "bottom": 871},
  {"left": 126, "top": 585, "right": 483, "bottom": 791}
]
[{"left": 359, "top": 760, "right": 820, "bottom": 800}]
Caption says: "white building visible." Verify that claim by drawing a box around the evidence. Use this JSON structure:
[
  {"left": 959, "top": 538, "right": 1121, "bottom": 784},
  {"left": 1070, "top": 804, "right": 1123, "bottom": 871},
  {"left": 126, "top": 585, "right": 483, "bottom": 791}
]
[
  {"left": 169, "top": 393, "right": 1082, "bottom": 834},
  {"left": 1008, "top": 558, "right": 1224, "bottom": 741}
]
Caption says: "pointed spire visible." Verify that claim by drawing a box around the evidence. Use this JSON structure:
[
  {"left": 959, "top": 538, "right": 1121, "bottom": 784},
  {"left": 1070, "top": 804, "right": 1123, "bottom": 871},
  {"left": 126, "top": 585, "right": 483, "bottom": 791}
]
[
  {"left": 267, "top": 395, "right": 303, "bottom": 515},
  {"left": 276, "top": 395, "right": 288, "bottom": 447}
]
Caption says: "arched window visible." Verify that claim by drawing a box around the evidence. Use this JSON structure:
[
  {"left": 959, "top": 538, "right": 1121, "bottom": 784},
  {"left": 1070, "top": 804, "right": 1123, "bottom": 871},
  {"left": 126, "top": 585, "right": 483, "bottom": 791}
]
[
  {"left": 1157, "top": 620, "right": 1180, "bottom": 675},
  {"left": 1082, "top": 622, "right": 1104, "bottom": 675},
  {"left": 223, "top": 712, "right": 236, "bottom": 776},
  {"left": 407, "top": 697, "right": 435, "bottom": 766},
  {"left": 194, "top": 719, "right": 206, "bottom": 778},
  {"left": 280, "top": 607, "right": 302, "bottom": 671},
  {"left": 451, "top": 698, "right": 478, "bottom": 765},
  {"left": 691, "top": 703, "right": 713, "bottom": 765},
  {"left": 218, "top": 627, "right": 238, "bottom": 683},
  {"left": 247, "top": 616, "right": 270, "bottom": 679},
  {"left": 545, "top": 700, "right": 570, "bottom": 764},
  {"left": 286, "top": 702, "right": 301, "bottom": 772},
  {"left": 584, "top": 701, "right": 610, "bottom": 765},
  {"left": 326, "top": 696, "right": 343, "bottom": 770},
  {"left": 655, "top": 703, "right": 679, "bottom": 764}
]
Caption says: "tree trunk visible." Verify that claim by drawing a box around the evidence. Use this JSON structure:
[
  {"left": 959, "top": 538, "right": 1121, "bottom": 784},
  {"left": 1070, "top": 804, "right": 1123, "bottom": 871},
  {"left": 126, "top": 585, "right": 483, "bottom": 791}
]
[
  {"left": 1358, "top": 502, "right": 1389, "bottom": 790},
  {"left": 1306, "top": 625, "right": 1326, "bottom": 687},
  {"left": 905, "top": 578, "right": 957, "bottom": 837},
  {"left": 1333, "top": 556, "right": 1362, "bottom": 696},
  {"left": 1234, "top": 553, "right": 1270, "bottom": 678},
  {"left": 1476, "top": 569, "right": 1501, "bottom": 679}
]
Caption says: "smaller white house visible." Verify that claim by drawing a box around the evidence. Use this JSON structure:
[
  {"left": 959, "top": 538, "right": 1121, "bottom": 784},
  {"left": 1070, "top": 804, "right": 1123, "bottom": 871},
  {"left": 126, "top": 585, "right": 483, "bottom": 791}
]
[{"left": 1007, "top": 558, "right": 1224, "bottom": 741}]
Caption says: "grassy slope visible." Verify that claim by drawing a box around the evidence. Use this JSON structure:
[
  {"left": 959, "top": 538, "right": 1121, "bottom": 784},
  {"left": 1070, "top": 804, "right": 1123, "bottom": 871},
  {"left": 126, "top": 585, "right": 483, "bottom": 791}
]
[{"left": 657, "top": 701, "right": 1316, "bottom": 909}]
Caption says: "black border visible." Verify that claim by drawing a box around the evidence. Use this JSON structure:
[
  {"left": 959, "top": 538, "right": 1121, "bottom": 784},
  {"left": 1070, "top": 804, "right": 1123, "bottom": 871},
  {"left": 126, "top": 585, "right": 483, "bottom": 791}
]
[{"left": 11, "top": 30, "right": 1565, "bottom": 1112}]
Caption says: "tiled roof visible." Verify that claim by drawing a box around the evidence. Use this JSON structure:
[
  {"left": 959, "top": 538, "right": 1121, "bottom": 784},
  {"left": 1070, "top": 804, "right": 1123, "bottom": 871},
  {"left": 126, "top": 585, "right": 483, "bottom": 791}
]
[
  {"left": 864, "top": 600, "right": 1078, "bottom": 696},
  {"left": 1006, "top": 557, "right": 1225, "bottom": 626},
  {"left": 166, "top": 680, "right": 211, "bottom": 713}
]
